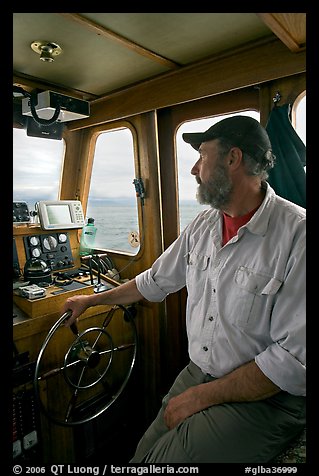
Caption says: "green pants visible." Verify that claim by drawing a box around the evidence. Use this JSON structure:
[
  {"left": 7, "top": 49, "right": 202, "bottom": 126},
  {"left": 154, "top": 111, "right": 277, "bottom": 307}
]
[{"left": 130, "top": 361, "right": 305, "bottom": 463}]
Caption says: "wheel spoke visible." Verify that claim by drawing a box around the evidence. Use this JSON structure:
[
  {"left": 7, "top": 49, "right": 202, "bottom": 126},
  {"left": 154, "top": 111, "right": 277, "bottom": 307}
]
[
  {"left": 89, "top": 307, "right": 116, "bottom": 349},
  {"left": 99, "top": 343, "right": 135, "bottom": 356},
  {"left": 64, "top": 366, "right": 86, "bottom": 422},
  {"left": 37, "top": 358, "right": 85, "bottom": 381},
  {"left": 91, "top": 327, "right": 110, "bottom": 349}
]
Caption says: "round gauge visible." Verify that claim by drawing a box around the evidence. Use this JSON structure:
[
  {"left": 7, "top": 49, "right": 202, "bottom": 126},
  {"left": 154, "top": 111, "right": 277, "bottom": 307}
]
[
  {"left": 43, "top": 235, "right": 58, "bottom": 251},
  {"left": 29, "top": 236, "right": 40, "bottom": 246},
  {"left": 58, "top": 233, "right": 67, "bottom": 243},
  {"left": 31, "top": 247, "right": 41, "bottom": 258}
]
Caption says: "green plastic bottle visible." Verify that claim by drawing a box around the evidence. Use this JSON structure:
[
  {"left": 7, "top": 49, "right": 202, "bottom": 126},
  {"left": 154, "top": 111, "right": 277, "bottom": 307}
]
[{"left": 79, "top": 217, "right": 97, "bottom": 256}]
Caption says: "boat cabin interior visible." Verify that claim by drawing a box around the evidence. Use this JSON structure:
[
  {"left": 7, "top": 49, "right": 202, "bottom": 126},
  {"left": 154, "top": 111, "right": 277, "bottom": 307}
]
[{"left": 13, "top": 13, "right": 306, "bottom": 464}]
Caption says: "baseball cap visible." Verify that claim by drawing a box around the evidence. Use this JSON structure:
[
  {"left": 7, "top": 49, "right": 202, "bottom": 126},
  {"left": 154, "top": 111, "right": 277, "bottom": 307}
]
[{"left": 182, "top": 115, "right": 272, "bottom": 160}]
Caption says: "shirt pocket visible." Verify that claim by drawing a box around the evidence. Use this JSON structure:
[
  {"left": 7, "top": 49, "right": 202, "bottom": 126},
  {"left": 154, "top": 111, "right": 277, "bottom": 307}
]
[
  {"left": 186, "top": 251, "right": 210, "bottom": 301},
  {"left": 233, "top": 266, "right": 283, "bottom": 327},
  {"left": 186, "top": 251, "right": 210, "bottom": 270}
]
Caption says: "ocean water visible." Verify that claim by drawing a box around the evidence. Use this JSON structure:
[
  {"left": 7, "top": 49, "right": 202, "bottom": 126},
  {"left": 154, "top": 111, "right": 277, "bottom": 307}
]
[{"left": 86, "top": 201, "right": 210, "bottom": 254}]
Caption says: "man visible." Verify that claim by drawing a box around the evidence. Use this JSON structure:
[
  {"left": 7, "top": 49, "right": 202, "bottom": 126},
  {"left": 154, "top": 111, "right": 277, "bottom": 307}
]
[{"left": 61, "top": 116, "right": 306, "bottom": 463}]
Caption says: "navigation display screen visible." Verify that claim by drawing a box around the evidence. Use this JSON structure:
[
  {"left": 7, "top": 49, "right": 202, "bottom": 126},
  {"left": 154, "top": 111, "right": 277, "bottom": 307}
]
[{"left": 47, "top": 204, "right": 72, "bottom": 225}]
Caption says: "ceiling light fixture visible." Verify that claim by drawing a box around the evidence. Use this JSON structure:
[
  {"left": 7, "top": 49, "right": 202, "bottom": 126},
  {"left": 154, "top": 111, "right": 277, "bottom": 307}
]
[{"left": 31, "top": 41, "right": 63, "bottom": 62}]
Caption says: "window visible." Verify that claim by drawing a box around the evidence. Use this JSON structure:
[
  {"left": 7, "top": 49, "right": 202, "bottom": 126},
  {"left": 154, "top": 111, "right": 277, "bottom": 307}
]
[
  {"left": 86, "top": 127, "right": 140, "bottom": 254},
  {"left": 13, "top": 128, "right": 65, "bottom": 212},
  {"left": 175, "top": 110, "right": 260, "bottom": 232},
  {"left": 293, "top": 92, "right": 306, "bottom": 173},
  {"left": 294, "top": 92, "right": 306, "bottom": 146}
]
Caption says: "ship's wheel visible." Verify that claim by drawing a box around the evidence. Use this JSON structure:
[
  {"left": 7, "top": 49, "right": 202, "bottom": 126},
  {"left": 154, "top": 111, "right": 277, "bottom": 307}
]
[{"left": 33, "top": 305, "right": 137, "bottom": 426}]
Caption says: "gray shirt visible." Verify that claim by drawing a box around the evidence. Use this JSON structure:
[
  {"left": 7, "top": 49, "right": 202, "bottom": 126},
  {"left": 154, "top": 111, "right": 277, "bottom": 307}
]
[{"left": 136, "top": 183, "right": 306, "bottom": 396}]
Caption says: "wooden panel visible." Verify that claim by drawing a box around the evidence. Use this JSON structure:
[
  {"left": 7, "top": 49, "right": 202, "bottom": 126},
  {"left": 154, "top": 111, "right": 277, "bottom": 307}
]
[
  {"left": 14, "top": 282, "right": 98, "bottom": 319},
  {"left": 123, "top": 113, "right": 167, "bottom": 420},
  {"left": 59, "top": 129, "right": 86, "bottom": 202},
  {"left": 257, "top": 13, "right": 306, "bottom": 52},
  {"left": 59, "top": 13, "right": 180, "bottom": 69},
  {"left": 66, "top": 38, "right": 305, "bottom": 130},
  {"left": 258, "top": 73, "right": 306, "bottom": 126},
  {"left": 65, "top": 128, "right": 96, "bottom": 214}
]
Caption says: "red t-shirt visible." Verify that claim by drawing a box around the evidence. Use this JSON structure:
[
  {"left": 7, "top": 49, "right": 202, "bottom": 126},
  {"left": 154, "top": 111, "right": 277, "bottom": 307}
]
[{"left": 222, "top": 206, "right": 259, "bottom": 246}]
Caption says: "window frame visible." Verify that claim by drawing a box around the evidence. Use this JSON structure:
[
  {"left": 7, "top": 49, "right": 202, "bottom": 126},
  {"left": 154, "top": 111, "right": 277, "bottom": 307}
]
[{"left": 79, "top": 120, "right": 143, "bottom": 257}]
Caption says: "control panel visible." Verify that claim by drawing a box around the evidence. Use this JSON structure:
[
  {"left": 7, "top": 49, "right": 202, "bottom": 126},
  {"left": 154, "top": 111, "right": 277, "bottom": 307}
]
[
  {"left": 23, "top": 232, "right": 75, "bottom": 270},
  {"left": 13, "top": 386, "right": 39, "bottom": 461},
  {"left": 13, "top": 351, "right": 40, "bottom": 462}
]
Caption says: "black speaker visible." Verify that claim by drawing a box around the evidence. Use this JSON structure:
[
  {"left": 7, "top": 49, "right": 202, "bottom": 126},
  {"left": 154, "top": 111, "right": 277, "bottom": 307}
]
[{"left": 26, "top": 116, "right": 65, "bottom": 140}]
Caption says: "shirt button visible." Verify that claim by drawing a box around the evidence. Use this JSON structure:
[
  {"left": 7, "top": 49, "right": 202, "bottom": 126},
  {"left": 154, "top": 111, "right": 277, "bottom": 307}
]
[
  {"left": 203, "top": 346, "right": 208, "bottom": 351},
  {"left": 208, "top": 316, "right": 214, "bottom": 321},
  {"left": 213, "top": 288, "right": 216, "bottom": 293}
]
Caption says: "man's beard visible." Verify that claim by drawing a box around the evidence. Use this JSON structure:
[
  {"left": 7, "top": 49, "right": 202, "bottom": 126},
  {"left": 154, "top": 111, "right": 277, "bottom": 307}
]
[{"left": 196, "top": 161, "right": 233, "bottom": 209}]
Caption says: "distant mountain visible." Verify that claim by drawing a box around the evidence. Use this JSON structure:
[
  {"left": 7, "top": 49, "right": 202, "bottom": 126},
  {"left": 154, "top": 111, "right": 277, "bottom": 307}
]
[{"left": 88, "top": 197, "right": 136, "bottom": 207}]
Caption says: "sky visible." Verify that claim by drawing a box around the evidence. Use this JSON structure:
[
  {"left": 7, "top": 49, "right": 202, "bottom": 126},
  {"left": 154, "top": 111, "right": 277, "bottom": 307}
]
[
  {"left": 13, "top": 128, "right": 65, "bottom": 205},
  {"left": 13, "top": 98, "right": 306, "bottom": 208}
]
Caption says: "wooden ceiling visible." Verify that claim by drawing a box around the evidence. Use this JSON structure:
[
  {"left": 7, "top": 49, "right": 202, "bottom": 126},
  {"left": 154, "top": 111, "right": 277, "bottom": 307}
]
[{"left": 13, "top": 13, "right": 306, "bottom": 102}]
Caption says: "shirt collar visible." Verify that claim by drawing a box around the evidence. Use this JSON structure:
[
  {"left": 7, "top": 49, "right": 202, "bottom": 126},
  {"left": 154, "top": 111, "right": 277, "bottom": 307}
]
[{"left": 243, "top": 181, "right": 275, "bottom": 236}]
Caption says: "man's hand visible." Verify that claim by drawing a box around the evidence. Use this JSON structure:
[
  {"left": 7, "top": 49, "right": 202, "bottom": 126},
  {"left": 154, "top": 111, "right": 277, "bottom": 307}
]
[
  {"left": 61, "top": 294, "right": 92, "bottom": 326},
  {"left": 164, "top": 386, "right": 203, "bottom": 429},
  {"left": 163, "top": 361, "right": 281, "bottom": 430},
  {"left": 60, "top": 278, "right": 143, "bottom": 327}
]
